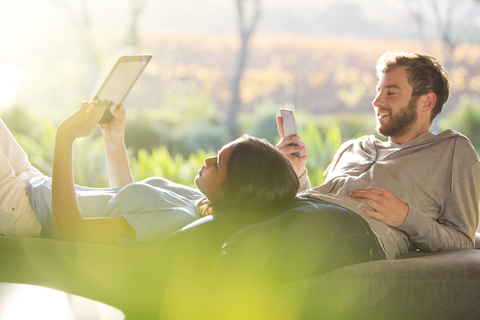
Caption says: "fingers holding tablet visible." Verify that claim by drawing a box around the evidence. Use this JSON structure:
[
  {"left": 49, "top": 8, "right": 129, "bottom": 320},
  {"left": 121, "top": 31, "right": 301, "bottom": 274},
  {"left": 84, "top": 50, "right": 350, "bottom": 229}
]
[{"left": 92, "top": 54, "right": 152, "bottom": 124}]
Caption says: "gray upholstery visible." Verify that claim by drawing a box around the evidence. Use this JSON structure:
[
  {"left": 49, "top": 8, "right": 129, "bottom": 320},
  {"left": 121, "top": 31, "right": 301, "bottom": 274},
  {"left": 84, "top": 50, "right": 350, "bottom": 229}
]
[{"left": 1, "top": 235, "right": 480, "bottom": 319}]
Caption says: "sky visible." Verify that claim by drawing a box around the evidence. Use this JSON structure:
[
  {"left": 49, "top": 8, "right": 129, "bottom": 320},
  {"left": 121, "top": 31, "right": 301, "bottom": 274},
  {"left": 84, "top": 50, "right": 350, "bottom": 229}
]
[{"left": 1, "top": 0, "right": 412, "bottom": 38}]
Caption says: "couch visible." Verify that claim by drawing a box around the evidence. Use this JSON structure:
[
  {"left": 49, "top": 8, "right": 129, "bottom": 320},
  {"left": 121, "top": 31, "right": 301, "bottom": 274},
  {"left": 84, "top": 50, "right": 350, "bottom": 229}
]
[{"left": 1, "top": 210, "right": 480, "bottom": 320}]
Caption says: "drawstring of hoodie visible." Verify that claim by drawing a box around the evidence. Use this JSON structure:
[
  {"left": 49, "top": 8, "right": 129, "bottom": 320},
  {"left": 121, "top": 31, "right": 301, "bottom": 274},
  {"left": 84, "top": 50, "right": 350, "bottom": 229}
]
[{"left": 450, "top": 136, "right": 459, "bottom": 192}]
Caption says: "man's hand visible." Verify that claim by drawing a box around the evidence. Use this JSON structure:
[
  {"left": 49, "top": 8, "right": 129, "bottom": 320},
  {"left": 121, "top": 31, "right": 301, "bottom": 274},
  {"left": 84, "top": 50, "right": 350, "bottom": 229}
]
[
  {"left": 276, "top": 115, "right": 308, "bottom": 178},
  {"left": 348, "top": 188, "right": 409, "bottom": 228}
]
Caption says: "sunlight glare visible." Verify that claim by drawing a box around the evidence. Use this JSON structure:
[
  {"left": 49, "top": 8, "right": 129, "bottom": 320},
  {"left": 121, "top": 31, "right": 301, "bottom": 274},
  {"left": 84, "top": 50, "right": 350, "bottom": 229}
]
[
  {"left": 3, "top": 285, "right": 74, "bottom": 320},
  {"left": 0, "top": 65, "right": 23, "bottom": 111}
]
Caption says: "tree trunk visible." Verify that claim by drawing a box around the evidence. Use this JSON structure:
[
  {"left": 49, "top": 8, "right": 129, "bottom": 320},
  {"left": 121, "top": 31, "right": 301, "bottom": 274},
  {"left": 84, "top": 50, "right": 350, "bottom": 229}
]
[
  {"left": 124, "top": 0, "right": 148, "bottom": 50},
  {"left": 52, "top": 0, "right": 100, "bottom": 96},
  {"left": 226, "top": 0, "right": 261, "bottom": 140}
]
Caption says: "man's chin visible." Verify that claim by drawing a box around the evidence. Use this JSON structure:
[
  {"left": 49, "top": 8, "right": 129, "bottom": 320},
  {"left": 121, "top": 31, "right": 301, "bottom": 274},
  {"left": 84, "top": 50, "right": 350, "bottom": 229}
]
[{"left": 376, "top": 124, "right": 388, "bottom": 138}]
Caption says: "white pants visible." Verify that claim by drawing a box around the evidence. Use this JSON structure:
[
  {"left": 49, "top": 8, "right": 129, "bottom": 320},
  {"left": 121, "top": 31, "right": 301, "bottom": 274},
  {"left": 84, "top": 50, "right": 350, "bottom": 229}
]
[{"left": 0, "top": 119, "right": 43, "bottom": 237}]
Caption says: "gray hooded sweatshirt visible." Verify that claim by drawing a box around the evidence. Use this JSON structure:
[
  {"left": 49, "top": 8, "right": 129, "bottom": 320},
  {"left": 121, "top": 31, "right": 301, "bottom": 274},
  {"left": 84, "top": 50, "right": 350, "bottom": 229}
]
[{"left": 300, "top": 129, "right": 480, "bottom": 259}]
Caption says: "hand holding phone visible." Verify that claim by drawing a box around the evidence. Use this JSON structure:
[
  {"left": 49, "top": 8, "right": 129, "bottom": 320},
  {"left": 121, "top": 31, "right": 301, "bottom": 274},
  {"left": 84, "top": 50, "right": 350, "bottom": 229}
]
[{"left": 279, "top": 108, "right": 302, "bottom": 157}]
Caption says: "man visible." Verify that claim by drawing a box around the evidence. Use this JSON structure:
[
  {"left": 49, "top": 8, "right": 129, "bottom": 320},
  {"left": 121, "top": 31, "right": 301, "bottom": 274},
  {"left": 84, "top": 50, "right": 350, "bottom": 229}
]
[
  {"left": 168, "top": 53, "right": 480, "bottom": 319},
  {"left": 276, "top": 51, "right": 480, "bottom": 259}
]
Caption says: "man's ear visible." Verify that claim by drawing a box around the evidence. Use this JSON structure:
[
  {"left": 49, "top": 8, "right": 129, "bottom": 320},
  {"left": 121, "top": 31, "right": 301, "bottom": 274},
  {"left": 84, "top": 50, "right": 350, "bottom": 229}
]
[{"left": 421, "top": 92, "right": 437, "bottom": 113}]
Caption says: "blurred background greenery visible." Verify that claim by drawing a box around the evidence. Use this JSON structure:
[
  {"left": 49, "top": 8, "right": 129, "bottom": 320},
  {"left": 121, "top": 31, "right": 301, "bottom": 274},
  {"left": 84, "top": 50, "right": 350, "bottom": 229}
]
[
  {"left": 1, "top": 0, "right": 479, "bottom": 188},
  {"left": 3, "top": 92, "right": 479, "bottom": 188}
]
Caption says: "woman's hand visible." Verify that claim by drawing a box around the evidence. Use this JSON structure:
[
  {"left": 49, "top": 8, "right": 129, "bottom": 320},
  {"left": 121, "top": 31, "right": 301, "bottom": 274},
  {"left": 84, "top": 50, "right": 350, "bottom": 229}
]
[
  {"left": 99, "top": 102, "right": 127, "bottom": 143},
  {"left": 275, "top": 115, "right": 308, "bottom": 178},
  {"left": 57, "top": 100, "right": 105, "bottom": 142}
]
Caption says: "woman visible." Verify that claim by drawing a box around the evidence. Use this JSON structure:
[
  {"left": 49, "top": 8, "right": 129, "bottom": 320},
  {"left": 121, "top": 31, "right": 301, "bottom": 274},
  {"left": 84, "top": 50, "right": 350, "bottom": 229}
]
[{"left": 0, "top": 101, "right": 299, "bottom": 247}]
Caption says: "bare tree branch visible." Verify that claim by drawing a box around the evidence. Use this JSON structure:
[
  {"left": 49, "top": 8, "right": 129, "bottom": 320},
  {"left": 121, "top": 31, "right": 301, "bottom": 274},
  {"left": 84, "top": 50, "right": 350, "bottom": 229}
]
[
  {"left": 51, "top": 0, "right": 99, "bottom": 96},
  {"left": 404, "top": 0, "right": 428, "bottom": 46}
]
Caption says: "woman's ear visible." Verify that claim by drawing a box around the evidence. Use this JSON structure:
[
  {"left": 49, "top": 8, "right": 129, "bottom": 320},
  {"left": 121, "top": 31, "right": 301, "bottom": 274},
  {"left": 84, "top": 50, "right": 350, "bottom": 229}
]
[{"left": 422, "top": 92, "right": 437, "bottom": 113}]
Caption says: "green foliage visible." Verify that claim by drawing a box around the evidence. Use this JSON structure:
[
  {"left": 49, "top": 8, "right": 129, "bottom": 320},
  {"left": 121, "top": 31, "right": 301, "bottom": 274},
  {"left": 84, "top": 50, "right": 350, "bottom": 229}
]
[
  {"left": 130, "top": 146, "right": 213, "bottom": 188},
  {"left": 171, "top": 121, "right": 228, "bottom": 156},
  {"left": 72, "top": 131, "right": 108, "bottom": 187},
  {"left": 156, "top": 81, "right": 219, "bottom": 125},
  {"left": 299, "top": 124, "right": 343, "bottom": 187},
  {"left": 1, "top": 106, "right": 48, "bottom": 138},
  {"left": 123, "top": 84, "right": 225, "bottom": 157},
  {"left": 7, "top": 105, "right": 361, "bottom": 191},
  {"left": 13, "top": 120, "right": 210, "bottom": 188},
  {"left": 296, "top": 112, "right": 374, "bottom": 141},
  {"left": 13, "top": 120, "right": 56, "bottom": 177},
  {"left": 124, "top": 118, "right": 169, "bottom": 154},
  {"left": 243, "top": 99, "right": 282, "bottom": 145},
  {"left": 13, "top": 124, "right": 109, "bottom": 187},
  {"left": 440, "top": 95, "right": 480, "bottom": 152}
]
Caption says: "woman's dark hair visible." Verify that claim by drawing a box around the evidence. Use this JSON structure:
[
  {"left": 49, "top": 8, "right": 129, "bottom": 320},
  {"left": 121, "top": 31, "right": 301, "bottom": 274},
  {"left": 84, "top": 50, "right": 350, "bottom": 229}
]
[
  {"left": 205, "top": 135, "right": 299, "bottom": 215},
  {"left": 376, "top": 51, "right": 450, "bottom": 123}
]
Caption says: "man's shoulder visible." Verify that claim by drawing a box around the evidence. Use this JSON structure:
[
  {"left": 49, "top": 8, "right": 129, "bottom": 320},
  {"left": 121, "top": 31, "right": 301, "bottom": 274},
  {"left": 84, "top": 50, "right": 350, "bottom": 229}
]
[
  {"left": 426, "top": 129, "right": 479, "bottom": 163},
  {"left": 340, "top": 135, "right": 377, "bottom": 149},
  {"left": 433, "top": 130, "right": 476, "bottom": 151}
]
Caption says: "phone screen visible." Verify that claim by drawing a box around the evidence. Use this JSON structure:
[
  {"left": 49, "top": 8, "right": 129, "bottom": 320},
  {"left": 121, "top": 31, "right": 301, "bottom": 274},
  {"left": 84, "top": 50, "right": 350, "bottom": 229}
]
[
  {"left": 280, "top": 109, "right": 298, "bottom": 137},
  {"left": 280, "top": 108, "right": 302, "bottom": 157}
]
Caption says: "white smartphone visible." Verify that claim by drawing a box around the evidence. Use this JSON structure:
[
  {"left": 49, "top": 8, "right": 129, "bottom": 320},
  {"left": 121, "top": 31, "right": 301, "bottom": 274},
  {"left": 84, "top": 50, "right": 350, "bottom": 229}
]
[
  {"left": 91, "top": 54, "right": 152, "bottom": 123},
  {"left": 280, "top": 108, "right": 302, "bottom": 157}
]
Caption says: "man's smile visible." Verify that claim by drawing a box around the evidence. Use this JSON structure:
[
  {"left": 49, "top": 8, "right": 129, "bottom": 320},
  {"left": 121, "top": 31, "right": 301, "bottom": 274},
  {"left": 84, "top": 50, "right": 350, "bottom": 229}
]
[{"left": 377, "top": 111, "right": 390, "bottom": 120}]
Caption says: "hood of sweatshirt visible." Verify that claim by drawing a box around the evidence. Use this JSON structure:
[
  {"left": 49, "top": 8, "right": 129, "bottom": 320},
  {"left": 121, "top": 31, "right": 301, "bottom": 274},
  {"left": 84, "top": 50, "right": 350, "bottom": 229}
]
[{"left": 324, "top": 129, "right": 478, "bottom": 192}]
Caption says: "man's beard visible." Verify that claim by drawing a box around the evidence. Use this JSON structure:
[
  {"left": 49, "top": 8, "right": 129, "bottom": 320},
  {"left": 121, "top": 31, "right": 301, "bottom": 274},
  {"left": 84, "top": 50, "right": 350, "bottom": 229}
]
[{"left": 376, "top": 97, "right": 418, "bottom": 139}]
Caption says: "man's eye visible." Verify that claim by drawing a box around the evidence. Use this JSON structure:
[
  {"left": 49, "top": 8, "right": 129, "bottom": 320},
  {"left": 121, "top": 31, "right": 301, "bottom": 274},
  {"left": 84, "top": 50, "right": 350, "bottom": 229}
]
[
  {"left": 387, "top": 92, "right": 396, "bottom": 96},
  {"left": 214, "top": 160, "right": 218, "bottom": 170}
]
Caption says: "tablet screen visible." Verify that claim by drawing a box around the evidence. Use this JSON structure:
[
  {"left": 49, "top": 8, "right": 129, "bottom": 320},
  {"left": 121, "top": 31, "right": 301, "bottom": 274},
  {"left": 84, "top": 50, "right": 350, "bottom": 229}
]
[{"left": 92, "top": 55, "right": 152, "bottom": 123}]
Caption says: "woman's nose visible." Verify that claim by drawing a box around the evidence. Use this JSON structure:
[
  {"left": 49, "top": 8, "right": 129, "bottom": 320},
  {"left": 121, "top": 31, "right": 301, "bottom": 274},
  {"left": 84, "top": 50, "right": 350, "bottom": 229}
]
[{"left": 204, "top": 157, "right": 215, "bottom": 166}]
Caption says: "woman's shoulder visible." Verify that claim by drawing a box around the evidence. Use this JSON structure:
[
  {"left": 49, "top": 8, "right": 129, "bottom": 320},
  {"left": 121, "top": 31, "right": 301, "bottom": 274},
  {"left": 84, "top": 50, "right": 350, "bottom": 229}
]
[{"left": 138, "top": 177, "right": 204, "bottom": 200}]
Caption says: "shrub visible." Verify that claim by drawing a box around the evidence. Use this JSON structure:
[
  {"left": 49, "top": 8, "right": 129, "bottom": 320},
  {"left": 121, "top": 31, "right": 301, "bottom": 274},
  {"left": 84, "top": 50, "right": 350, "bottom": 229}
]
[
  {"left": 130, "top": 146, "right": 213, "bottom": 188},
  {"left": 300, "top": 124, "right": 343, "bottom": 187},
  {"left": 171, "top": 121, "right": 229, "bottom": 156},
  {"left": 440, "top": 95, "right": 480, "bottom": 152},
  {"left": 243, "top": 99, "right": 282, "bottom": 145}
]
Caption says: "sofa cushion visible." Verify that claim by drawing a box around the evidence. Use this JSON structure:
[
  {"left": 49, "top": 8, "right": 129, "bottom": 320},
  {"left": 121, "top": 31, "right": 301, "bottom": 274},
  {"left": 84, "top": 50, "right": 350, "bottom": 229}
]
[
  {"left": 214, "top": 197, "right": 385, "bottom": 284},
  {"left": 0, "top": 236, "right": 162, "bottom": 319},
  {"left": 208, "top": 250, "right": 480, "bottom": 320}
]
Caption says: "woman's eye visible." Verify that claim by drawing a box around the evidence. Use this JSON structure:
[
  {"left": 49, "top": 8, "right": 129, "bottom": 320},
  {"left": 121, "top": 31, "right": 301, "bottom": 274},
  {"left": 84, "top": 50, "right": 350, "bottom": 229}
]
[{"left": 214, "top": 160, "right": 218, "bottom": 170}]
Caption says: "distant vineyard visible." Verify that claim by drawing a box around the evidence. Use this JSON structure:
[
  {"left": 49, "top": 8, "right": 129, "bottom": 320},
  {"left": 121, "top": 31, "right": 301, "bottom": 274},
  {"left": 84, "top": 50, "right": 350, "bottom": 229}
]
[
  {"left": 136, "top": 32, "right": 480, "bottom": 115},
  {"left": 18, "top": 31, "right": 480, "bottom": 118}
]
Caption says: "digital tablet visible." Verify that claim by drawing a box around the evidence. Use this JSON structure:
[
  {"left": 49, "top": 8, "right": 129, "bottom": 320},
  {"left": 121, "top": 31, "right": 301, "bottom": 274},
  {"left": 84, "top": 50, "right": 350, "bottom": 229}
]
[{"left": 91, "top": 54, "right": 152, "bottom": 123}]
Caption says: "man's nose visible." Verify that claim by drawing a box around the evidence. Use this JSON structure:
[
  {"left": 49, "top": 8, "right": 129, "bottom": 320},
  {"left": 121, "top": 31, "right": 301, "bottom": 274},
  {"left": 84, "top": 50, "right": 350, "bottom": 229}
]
[{"left": 372, "top": 93, "right": 383, "bottom": 108}]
